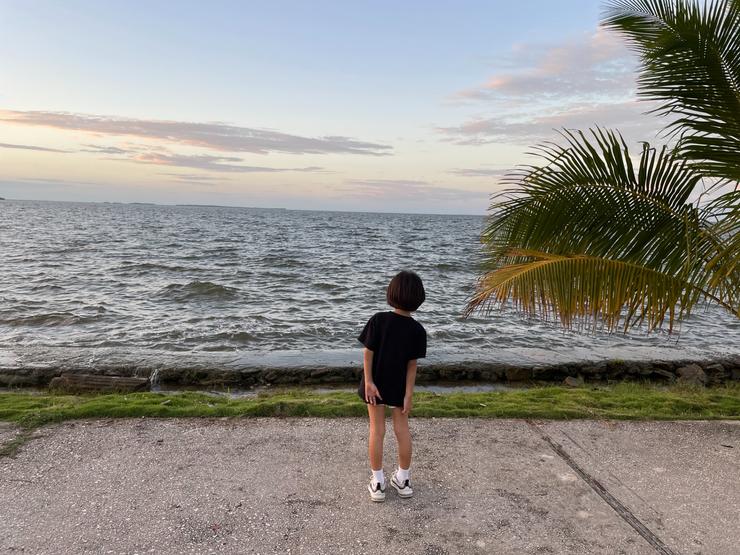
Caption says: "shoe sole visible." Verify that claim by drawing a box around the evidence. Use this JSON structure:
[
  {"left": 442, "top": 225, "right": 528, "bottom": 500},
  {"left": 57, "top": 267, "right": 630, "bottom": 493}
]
[
  {"left": 368, "top": 485, "right": 386, "bottom": 502},
  {"left": 391, "top": 480, "right": 413, "bottom": 498}
]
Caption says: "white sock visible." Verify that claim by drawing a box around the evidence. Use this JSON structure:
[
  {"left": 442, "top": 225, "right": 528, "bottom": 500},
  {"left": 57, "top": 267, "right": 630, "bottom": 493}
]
[
  {"left": 372, "top": 469, "right": 384, "bottom": 485},
  {"left": 396, "top": 467, "right": 410, "bottom": 483}
]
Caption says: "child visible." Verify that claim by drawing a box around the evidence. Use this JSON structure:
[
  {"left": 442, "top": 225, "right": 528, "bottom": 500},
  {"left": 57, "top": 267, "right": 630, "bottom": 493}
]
[{"left": 357, "top": 270, "right": 427, "bottom": 502}]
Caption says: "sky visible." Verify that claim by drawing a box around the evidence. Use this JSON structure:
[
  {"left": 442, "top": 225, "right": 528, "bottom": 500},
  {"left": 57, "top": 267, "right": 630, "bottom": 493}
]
[{"left": 0, "top": 0, "right": 665, "bottom": 214}]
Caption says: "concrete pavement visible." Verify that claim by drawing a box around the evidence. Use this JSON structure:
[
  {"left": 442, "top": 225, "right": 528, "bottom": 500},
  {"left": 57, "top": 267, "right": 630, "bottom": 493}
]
[
  {"left": 0, "top": 422, "right": 21, "bottom": 446},
  {"left": 1, "top": 418, "right": 737, "bottom": 554}
]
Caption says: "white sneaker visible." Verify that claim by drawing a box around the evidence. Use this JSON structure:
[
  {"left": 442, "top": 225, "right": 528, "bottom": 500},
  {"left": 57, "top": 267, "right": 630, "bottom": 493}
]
[
  {"left": 391, "top": 472, "right": 413, "bottom": 498},
  {"left": 368, "top": 478, "right": 386, "bottom": 502}
]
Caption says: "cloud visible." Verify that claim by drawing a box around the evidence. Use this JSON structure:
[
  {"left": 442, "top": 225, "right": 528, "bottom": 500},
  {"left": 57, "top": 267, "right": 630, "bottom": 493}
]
[
  {"left": 77, "top": 143, "right": 327, "bottom": 173},
  {"left": 158, "top": 172, "right": 227, "bottom": 187},
  {"left": 447, "top": 167, "right": 511, "bottom": 177},
  {"left": 6, "top": 176, "right": 106, "bottom": 187},
  {"left": 79, "top": 144, "right": 129, "bottom": 155},
  {"left": 159, "top": 172, "right": 224, "bottom": 182},
  {"left": 437, "top": 100, "right": 662, "bottom": 146},
  {"left": 453, "top": 29, "right": 635, "bottom": 104},
  {"left": 341, "top": 179, "right": 489, "bottom": 202},
  {"left": 0, "top": 142, "right": 67, "bottom": 153},
  {"left": 0, "top": 109, "right": 392, "bottom": 156},
  {"left": 120, "top": 150, "right": 325, "bottom": 173},
  {"left": 440, "top": 28, "right": 668, "bottom": 147}
]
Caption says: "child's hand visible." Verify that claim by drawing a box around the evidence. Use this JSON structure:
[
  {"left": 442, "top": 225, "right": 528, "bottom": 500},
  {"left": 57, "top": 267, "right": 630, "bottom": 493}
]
[
  {"left": 402, "top": 394, "right": 413, "bottom": 415},
  {"left": 365, "top": 382, "right": 382, "bottom": 405}
]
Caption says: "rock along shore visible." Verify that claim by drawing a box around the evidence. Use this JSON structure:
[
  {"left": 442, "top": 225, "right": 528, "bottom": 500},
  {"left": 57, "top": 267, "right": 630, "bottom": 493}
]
[{"left": 1, "top": 356, "right": 739, "bottom": 389}]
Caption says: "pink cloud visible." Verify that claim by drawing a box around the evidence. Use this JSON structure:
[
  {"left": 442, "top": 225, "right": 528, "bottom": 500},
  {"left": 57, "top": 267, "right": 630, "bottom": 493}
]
[
  {"left": 452, "top": 29, "right": 636, "bottom": 103},
  {"left": 0, "top": 110, "right": 393, "bottom": 156}
]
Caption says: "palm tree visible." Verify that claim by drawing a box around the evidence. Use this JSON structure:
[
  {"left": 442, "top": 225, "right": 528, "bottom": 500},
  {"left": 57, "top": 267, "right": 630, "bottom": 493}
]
[
  {"left": 465, "top": 0, "right": 740, "bottom": 332},
  {"left": 605, "top": 0, "right": 740, "bottom": 182}
]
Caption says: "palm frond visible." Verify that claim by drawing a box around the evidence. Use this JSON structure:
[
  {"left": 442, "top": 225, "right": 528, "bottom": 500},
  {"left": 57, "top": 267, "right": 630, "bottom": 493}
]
[
  {"left": 465, "top": 249, "right": 706, "bottom": 332},
  {"left": 702, "top": 191, "right": 740, "bottom": 310},
  {"left": 467, "top": 128, "right": 740, "bottom": 330},
  {"left": 602, "top": 0, "right": 740, "bottom": 182},
  {"left": 486, "top": 129, "right": 704, "bottom": 274}
]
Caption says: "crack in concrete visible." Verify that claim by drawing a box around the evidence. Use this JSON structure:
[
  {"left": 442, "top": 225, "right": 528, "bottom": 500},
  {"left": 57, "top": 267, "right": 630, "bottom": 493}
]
[
  {"left": 527, "top": 421, "right": 677, "bottom": 555},
  {"left": 560, "top": 429, "right": 661, "bottom": 518}
]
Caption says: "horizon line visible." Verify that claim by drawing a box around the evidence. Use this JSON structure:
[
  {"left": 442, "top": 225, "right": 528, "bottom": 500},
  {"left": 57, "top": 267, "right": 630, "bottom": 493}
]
[{"left": 0, "top": 197, "right": 488, "bottom": 218}]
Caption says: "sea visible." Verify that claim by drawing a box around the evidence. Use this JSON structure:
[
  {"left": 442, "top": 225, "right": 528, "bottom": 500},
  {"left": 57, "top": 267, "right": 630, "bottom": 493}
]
[{"left": 1, "top": 199, "right": 739, "bottom": 375}]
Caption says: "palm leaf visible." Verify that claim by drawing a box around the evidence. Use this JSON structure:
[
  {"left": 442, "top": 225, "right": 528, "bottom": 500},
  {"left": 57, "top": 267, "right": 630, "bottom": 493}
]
[
  {"left": 702, "top": 190, "right": 740, "bottom": 309},
  {"left": 602, "top": 0, "right": 740, "bottom": 182},
  {"left": 467, "top": 128, "right": 740, "bottom": 330},
  {"left": 465, "top": 249, "right": 703, "bottom": 332}
]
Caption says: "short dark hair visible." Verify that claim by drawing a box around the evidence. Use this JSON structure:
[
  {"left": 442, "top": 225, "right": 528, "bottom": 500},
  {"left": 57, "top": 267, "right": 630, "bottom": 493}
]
[{"left": 386, "top": 271, "right": 425, "bottom": 311}]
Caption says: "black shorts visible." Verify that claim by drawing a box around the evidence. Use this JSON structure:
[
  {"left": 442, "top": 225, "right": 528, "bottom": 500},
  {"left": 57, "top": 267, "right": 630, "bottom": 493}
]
[{"left": 357, "top": 376, "right": 404, "bottom": 408}]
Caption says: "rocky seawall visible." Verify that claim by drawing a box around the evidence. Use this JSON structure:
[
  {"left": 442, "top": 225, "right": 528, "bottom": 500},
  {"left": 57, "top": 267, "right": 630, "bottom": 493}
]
[{"left": 1, "top": 357, "right": 739, "bottom": 389}]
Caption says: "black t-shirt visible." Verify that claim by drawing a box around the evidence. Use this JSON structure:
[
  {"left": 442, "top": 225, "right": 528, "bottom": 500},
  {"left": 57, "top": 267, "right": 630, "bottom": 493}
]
[{"left": 356, "top": 311, "right": 427, "bottom": 407}]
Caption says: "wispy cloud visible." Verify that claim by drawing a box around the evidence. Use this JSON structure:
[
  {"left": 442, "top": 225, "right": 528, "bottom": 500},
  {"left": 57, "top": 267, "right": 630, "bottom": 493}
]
[
  {"left": 0, "top": 142, "right": 68, "bottom": 153},
  {"left": 447, "top": 167, "right": 511, "bottom": 177},
  {"left": 77, "top": 143, "right": 327, "bottom": 173},
  {"left": 441, "top": 29, "right": 665, "bottom": 147},
  {"left": 438, "top": 100, "right": 661, "bottom": 145},
  {"left": 79, "top": 144, "right": 129, "bottom": 155},
  {"left": 0, "top": 110, "right": 393, "bottom": 156},
  {"left": 126, "top": 151, "right": 325, "bottom": 173},
  {"left": 157, "top": 172, "right": 227, "bottom": 187},
  {"left": 453, "top": 29, "right": 635, "bottom": 104},
  {"left": 159, "top": 172, "right": 224, "bottom": 182},
  {"left": 6, "top": 176, "right": 106, "bottom": 187},
  {"left": 341, "top": 179, "right": 489, "bottom": 202}
]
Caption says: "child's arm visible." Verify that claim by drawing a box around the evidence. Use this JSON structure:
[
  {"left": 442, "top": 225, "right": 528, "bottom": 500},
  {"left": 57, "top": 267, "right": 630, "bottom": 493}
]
[
  {"left": 402, "top": 359, "right": 417, "bottom": 414},
  {"left": 363, "top": 348, "right": 382, "bottom": 404}
]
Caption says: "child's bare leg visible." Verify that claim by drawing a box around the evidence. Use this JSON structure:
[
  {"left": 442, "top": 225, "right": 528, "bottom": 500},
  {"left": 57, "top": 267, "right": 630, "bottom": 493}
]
[
  {"left": 392, "top": 408, "right": 411, "bottom": 469},
  {"left": 367, "top": 404, "right": 385, "bottom": 470}
]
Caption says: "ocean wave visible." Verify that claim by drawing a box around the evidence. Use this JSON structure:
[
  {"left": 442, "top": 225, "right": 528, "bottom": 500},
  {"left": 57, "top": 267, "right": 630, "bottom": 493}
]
[
  {"left": 178, "top": 331, "right": 258, "bottom": 344},
  {"left": 158, "top": 281, "right": 240, "bottom": 301},
  {"left": 148, "top": 342, "right": 194, "bottom": 351},
  {"left": 260, "top": 254, "right": 306, "bottom": 268},
  {"left": 210, "top": 245, "right": 240, "bottom": 253},
  {"left": 0, "top": 312, "right": 103, "bottom": 327},
  {"left": 196, "top": 344, "right": 239, "bottom": 352},
  {"left": 116, "top": 262, "right": 190, "bottom": 273},
  {"left": 29, "top": 284, "right": 64, "bottom": 292},
  {"left": 429, "top": 329, "right": 475, "bottom": 340},
  {"left": 431, "top": 262, "right": 459, "bottom": 271},
  {"left": 251, "top": 270, "right": 299, "bottom": 280},
  {"left": 313, "top": 282, "right": 348, "bottom": 292}
]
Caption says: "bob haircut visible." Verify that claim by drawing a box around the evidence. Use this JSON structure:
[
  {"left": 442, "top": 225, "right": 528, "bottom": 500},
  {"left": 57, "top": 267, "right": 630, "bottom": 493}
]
[{"left": 386, "top": 270, "right": 425, "bottom": 312}]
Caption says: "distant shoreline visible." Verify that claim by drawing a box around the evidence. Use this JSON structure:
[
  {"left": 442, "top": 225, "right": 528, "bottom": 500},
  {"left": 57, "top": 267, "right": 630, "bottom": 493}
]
[{"left": 0, "top": 197, "right": 486, "bottom": 217}]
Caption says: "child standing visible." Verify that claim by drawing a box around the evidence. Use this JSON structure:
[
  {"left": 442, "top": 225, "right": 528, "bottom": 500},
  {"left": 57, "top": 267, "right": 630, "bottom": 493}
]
[{"left": 357, "top": 270, "right": 427, "bottom": 502}]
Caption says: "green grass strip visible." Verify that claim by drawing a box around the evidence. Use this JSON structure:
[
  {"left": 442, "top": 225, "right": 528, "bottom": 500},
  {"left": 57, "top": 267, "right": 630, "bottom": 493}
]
[{"left": 0, "top": 383, "right": 738, "bottom": 429}]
